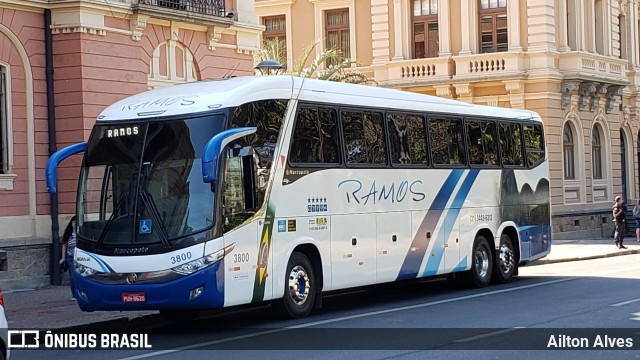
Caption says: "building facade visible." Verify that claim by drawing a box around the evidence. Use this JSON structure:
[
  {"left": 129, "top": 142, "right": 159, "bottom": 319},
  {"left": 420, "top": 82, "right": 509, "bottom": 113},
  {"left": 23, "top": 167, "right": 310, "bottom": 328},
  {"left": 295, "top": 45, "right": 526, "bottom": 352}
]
[
  {"left": 256, "top": 0, "right": 640, "bottom": 240},
  {"left": 0, "top": 0, "right": 261, "bottom": 290}
]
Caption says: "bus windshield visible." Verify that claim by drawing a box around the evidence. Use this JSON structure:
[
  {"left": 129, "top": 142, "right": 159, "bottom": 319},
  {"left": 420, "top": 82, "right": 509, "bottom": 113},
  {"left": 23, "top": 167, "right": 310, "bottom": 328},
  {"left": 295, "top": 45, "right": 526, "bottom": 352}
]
[{"left": 77, "top": 114, "right": 225, "bottom": 247}]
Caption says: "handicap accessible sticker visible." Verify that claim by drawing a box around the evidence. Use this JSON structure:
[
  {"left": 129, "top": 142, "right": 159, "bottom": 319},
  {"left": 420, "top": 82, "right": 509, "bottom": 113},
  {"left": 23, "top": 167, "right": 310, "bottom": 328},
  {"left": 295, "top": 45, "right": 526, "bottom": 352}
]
[{"left": 139, "top": 219, "right": 152, "bottom": 234}]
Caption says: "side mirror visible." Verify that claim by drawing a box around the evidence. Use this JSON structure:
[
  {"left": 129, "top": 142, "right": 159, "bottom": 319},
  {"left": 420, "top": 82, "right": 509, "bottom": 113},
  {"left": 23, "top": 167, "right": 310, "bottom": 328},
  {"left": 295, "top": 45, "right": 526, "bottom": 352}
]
[
  {"left": 45, "top": 142, "right": 88, "bottom": 194},
  {"left": 202, "top": 127, "right": 257, "bottom": 185}
]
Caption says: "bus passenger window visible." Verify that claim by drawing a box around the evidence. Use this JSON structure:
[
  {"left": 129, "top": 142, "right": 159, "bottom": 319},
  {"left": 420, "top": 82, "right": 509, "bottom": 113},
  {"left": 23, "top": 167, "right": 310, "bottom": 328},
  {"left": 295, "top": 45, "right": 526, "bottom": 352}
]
[
  {"left": 387, "top": 114, "right": 428, "bottom": 165},
  {"left": 341, "top": 110, "right": 386, "bottom": 165},
  {"left": 428, "top": 117, "right": 464, "bottom": 166},
  {"left": 524, "top": 124, "right": 545, "bottom": 167},
  {"left": 466, "top": 119, "right": 498, "bottom": 166},
  {"left": 289, "top": 107, "right": 340, "bottom": 164},
  {"left": 499, "top": 122, "right": 524, "bottom": 167}
]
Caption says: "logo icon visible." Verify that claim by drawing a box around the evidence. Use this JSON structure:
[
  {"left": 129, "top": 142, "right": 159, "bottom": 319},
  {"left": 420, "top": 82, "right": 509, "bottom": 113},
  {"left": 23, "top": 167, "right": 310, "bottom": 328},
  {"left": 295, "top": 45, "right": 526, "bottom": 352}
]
[
  {"left": 139, "top": 219, "right": 152, "bottom": 234},
  {"left": 8, "top": 330, "right": 40, "bottom": 348},
  {"left": 126, "top": 273, "right": 138, "bottom": 284}
]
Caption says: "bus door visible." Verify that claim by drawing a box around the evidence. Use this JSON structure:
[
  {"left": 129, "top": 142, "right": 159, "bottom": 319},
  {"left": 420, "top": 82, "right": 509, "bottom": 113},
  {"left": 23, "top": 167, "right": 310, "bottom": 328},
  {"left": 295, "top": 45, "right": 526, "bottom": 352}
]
[
  {"left": 376, "top": 212, "right": 412, "bottom": 283},
  {"left": 220, "top": 147, "right": 273, "bottom": 306},
  {"left": 331, "top": 214, "right": 377, "bottom": 289}
]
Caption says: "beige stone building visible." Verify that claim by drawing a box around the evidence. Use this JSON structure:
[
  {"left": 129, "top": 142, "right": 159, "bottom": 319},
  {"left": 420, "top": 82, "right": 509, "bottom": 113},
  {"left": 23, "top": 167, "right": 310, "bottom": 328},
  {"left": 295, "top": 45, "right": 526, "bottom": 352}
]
[{"left": 256, "top": 0, "right": 640, "bottom": 240}]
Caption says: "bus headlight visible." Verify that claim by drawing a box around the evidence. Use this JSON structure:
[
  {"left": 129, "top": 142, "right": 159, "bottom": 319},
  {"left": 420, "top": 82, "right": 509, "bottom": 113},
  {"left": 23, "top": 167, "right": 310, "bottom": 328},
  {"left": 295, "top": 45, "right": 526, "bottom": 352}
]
[
  {"left": 171, "top": 244, "right": 235, "bottom": 275},
  {"left": 74, "top": 261, "right": 96, "bottom": 277}
]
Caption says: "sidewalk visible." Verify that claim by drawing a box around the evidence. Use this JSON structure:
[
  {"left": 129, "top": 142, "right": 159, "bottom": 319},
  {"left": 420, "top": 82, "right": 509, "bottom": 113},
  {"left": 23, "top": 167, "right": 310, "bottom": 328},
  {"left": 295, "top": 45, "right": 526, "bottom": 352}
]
[{"left": 4, "top": 239, "right": 640, "bottom": 330}]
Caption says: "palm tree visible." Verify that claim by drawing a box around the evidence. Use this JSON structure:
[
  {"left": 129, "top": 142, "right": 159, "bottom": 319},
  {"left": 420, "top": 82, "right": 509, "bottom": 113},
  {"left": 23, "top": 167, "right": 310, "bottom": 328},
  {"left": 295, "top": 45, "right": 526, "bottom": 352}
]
[{"left": 255, "top": 38, "right": 375, "bottom": 85}]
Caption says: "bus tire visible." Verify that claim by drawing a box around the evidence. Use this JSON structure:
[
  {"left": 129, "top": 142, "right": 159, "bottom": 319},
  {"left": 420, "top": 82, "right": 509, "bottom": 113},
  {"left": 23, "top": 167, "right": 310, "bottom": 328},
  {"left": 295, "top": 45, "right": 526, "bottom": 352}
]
[
  {"left": 462, "top": 235, "right": 493, "bottom": 288},
  {"left": 275, "top": 251, "right": 316, "bottom": 319},
  {"left": 492, "top": 234, "right": 516, "bottom": 284}
]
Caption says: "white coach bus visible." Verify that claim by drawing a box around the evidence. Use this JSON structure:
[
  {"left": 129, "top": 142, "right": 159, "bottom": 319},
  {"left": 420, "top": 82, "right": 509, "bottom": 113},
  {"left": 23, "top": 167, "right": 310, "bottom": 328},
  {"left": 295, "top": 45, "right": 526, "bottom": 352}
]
[{"left": 46, "top": 76, "right": 550, "bottom": 319}]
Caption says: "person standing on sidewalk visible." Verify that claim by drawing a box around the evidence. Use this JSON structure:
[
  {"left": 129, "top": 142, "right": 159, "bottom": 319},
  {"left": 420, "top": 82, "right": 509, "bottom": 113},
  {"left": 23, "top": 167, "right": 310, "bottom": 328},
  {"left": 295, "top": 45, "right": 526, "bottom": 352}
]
[
  {"left": 634, "top": 199, "right": 640, "bottom": 242},
  {"left": 60, "top": 216, "right": 77, "bottom": 299},
  {"left": 613, "top": 196, "right": 628, "bottom": 249}
]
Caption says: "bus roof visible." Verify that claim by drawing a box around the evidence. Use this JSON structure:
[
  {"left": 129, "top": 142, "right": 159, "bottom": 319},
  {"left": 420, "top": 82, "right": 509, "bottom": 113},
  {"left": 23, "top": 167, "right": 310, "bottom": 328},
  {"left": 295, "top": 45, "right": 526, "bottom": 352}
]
[{"left": 97, "top": 76, "right": 539, "bottom": 122}]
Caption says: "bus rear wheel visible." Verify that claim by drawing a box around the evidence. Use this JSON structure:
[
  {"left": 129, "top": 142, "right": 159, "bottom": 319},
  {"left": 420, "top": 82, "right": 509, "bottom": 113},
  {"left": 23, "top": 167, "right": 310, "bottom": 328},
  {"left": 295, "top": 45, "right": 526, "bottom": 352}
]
[
  {"left": 274, "top": 251, "right": 316, "bottom": 319},
  {"left": 462, "top": 235, "right": 493, "bottom": 288},
  {"left": 492, "top": 234, "right": 516, "bottom": 284}
]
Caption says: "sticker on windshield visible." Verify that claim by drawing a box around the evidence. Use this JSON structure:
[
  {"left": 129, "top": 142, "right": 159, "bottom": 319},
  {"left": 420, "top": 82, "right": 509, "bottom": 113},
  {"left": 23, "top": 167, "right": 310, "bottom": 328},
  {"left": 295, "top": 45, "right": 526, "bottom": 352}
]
[{"left": 139, "top": 219, "right": 152, "bottom": 234}]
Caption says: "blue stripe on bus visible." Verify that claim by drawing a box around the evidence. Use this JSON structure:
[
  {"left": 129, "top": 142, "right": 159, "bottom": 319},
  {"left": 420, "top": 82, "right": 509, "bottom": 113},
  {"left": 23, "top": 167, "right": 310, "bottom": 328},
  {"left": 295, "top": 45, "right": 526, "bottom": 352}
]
[
  {"left": 453, "top": 256, "right": 468, "bottom": 272},
  {"left": 77, "top": 249, "right": 115, "bottom": 273},
  {"left": 396, "top": 169, "right": 464, "bottom": 281},
  {"left": 423, "top": 169, "right": 479, "bottom": 276}
]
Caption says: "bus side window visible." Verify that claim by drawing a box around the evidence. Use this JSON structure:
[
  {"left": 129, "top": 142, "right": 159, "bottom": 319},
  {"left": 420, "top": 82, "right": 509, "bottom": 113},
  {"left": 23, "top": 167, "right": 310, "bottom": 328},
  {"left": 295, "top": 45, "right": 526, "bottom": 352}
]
[{"left": 524, "top": 123, "right": 545, "bottom": 168}]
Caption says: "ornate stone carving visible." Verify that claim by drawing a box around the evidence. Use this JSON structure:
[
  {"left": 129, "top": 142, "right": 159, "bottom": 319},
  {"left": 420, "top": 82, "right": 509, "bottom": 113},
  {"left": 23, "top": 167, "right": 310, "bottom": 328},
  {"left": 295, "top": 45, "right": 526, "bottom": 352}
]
[
  {"left": 606, "top": 85, "right": 624, "bottom": 113},
  {"left": 578, "top": 82, "right": 597, "bottom": 111},
  {"left": 434, "top": 85, "right": 454, "bottom": 98},
  {"left": 453, "top": 83, "right": 474, "bottom": 98},
  {"left": 560, "top": 80, "right": 580, "bottom": 109},
  {"left": 130, "top": 16, "right": 148, "bottom": 41},
  {"left": 207, "top": 26, "right": 223, "bottom": 50}
]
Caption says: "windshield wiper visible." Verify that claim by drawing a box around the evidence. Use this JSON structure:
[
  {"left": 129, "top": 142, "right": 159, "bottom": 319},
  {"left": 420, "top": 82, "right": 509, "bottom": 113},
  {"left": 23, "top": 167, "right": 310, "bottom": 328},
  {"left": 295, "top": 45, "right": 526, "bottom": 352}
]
[
  {"left": 96, "top": 192, "right": 129, "bottom": 251},
  {"left": 138, "top": 190, "right": 171, "bottom": 248}
]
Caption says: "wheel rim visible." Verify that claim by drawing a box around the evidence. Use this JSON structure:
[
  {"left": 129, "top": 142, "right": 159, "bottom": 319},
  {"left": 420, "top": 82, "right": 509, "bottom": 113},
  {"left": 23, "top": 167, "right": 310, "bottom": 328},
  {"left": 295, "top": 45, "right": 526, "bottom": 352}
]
[
  {"left": 475, "top": 246, "right": 490, "bottom": 278},
  {"left": 288, "top": 265, "right": 310, "bottom": 305},
  {"left": 498, "top": 243, "right": 514, "bottom": 274}
]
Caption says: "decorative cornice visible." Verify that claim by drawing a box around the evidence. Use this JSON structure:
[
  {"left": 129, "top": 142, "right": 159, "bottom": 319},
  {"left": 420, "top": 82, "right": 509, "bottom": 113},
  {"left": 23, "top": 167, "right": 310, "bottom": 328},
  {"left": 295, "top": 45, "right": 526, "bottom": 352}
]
[
  {"left": 50, "top": 24, "right": 106, "bottom": 36},
  {"left": 433, "top": 85, "right": 454, "bottom": 98}
]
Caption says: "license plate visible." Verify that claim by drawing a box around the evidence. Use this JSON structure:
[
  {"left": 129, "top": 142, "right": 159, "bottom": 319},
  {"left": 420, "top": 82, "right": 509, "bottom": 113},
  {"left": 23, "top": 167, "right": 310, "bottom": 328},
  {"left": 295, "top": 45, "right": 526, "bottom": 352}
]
[{"left": 121, "top": 292, "right": 146, "bottom": 303}]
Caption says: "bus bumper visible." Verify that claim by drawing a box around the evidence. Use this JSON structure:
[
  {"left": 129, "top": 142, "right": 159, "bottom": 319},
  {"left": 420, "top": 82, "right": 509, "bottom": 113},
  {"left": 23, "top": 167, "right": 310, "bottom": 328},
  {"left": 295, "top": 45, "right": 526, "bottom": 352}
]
[{"left": 72, "top": 260, "right": 225, "bottom": 311}]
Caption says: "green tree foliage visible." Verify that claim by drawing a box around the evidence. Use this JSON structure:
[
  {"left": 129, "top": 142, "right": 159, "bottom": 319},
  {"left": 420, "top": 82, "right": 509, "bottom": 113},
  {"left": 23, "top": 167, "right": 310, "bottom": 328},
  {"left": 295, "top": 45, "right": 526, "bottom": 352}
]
[{"left": 255, "top": 38, "right": 375, "bottom": 85}]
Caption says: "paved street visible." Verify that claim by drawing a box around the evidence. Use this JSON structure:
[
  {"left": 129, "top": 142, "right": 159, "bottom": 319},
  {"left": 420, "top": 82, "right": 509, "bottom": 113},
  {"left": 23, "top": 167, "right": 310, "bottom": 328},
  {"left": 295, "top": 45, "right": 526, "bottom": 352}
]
[{"left": 10, "top": 254, "right": 640, "bottom": 360}]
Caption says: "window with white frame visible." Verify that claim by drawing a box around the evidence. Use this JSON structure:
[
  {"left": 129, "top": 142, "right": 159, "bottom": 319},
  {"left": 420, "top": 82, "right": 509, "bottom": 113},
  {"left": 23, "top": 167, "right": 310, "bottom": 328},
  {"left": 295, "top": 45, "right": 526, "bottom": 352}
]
[
  {"left": 563, "top": 123, "right": 575, "bottom": 180},
  {"left": 592, "top": 125, "right": 603, "bottom": 180},
  {"left": 148, "top": 40, "right": 198, "bottom": 89},
  {"left": 325, "top": 8, "right": 350, "bottom": 64}
]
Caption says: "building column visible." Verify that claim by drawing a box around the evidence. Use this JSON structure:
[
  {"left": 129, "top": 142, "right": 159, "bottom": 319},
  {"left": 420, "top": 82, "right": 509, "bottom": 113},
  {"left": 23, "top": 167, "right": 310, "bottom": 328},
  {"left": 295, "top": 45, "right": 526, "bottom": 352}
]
[
  {"left": 588, "top": 0, "right": 596, "bottom": 52},
  {"left": 557, "top": 0, "right": 571, "bottom": 51},
  {"left": 371, "top": 0, "right": 391, "bottom": 65},
  {"left": 437, "top": 0, "right": 451, "bottom": 56},
  {"left": 507, "top": 0, "right": 522, "bottom": 51},
  {"left": 392, "top": 0, "right": 404, "bottom": 60},
  {"left": 603, "top": 0, "right": 612, "bottom": 56},
  {"left": 576, "top": 0, "right": 586, "bottom": 51},
  {"left": 459, "top": 0, "right": 478, "bottom": 55},
  {"left": 527, "top": 0, "right": 556, "bottom": 52},
  {"left": 631, "top": 0, "right": 639, "bottom": 67}
]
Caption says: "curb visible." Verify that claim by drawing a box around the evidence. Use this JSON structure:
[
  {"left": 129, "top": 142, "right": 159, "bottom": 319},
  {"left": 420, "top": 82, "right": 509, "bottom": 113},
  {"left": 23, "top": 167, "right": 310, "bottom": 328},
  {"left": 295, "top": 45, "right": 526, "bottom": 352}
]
[{"left": 529, "top": 248, "right": 640, "bottom": 266}]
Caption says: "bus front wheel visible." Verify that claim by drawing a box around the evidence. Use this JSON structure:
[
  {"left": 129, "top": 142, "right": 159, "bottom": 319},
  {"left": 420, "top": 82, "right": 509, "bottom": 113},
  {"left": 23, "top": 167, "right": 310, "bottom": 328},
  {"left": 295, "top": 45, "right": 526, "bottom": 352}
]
[
  {"left": 462, "top": 235, "right": 493, "bottom": 288},
  {"left": 492, "top": 234, "right": 516, "bottom": 283},
  {"left": 275, "top": 251, "right": 316, "bottom": 319}
]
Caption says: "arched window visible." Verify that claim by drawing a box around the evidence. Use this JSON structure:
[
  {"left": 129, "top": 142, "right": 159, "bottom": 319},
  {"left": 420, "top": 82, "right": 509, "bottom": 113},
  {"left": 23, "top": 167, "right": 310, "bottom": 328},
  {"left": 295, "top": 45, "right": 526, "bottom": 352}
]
[
  {"left": 148, "top": 40, "right": 198, "bottom": 89},
  {"left": 592, "top": 125, "right": 603, "bottom": 179},
  {"left": 563, "top": 124, "right": 575, "bottom": 179}
]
